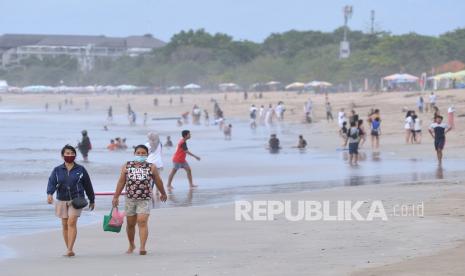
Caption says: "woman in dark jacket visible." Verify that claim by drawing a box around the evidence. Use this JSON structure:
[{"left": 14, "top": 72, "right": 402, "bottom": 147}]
[{"left": 47, "top": 144, "right": 95, "bottom": 257}]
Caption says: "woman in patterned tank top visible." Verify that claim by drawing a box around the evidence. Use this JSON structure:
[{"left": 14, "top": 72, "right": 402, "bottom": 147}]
[{"left": 112, "top": 145, "right": 167, "bottom": 255}]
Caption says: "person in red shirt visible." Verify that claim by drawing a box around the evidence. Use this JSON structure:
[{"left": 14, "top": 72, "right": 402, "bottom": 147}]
[{"left": 167, "top": 130, "right": 201, "bottom": 189}]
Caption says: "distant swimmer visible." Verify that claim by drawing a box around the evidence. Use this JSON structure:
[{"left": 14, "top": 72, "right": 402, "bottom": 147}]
[
  {"left": 296, "top": 135, "right": 307, "bottom": 149},
  {"left": 268, "top": 134, "right": 281, "bottom": 153},
  {"left": 167, "top": 130, "right": 201, "bottom": 189},
  {"left": 107, "top": 139, "right": 117, "bottom": 151},
  {"left": 164, "top": 136, "right": 173, "bottom": 147}
]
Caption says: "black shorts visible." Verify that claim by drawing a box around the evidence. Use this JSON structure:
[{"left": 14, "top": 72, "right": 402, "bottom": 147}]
[
  {"left": 434, "top": 138, "right": 445, "bottom": 151},
  {"left": 371, "top": 130, "right": 379, "bottom": 137}
]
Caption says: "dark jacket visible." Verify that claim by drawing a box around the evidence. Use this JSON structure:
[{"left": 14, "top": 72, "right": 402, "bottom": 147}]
[{"left": 47, "top": 163, "right": 95, "bottom": 203}]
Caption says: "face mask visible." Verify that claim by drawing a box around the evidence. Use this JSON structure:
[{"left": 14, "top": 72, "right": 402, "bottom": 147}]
[
  {"left": 64, "top": 155, "right": 76, "bottom": 163},
  {"left": 134, "top": 156, "right": 147, "bottom": 163}
]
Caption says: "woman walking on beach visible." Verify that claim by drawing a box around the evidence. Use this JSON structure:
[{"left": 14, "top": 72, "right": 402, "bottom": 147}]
[
  {"left": 112, "top": 145, "right": 167, "bottom": 255},
  {"left": 46, "top": 145, "right": 95, "bottom": 257}
]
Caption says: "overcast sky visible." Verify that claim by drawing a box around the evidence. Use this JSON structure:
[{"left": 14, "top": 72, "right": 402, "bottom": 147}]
[{"left": 1, "top": 0, "right": 464, "bottom": 42}]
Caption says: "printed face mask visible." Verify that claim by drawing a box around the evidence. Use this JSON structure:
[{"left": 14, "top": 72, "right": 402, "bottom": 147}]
[
  {"left": 64, "top": 155, "right": 76, "bottom": 163},
  {"left": 134, "top": 156, "right": 147, "bottom": 163}
]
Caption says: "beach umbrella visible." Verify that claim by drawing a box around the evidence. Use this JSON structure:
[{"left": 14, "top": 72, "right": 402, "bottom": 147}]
[
  {"left": 452, "top": 70, "right": 465, "bottom": 78},
  {"left": 183, "top": 83, "right": 201, "bottom": 90},
  {"left": 285, "top": 82, "right": 305, "bottom": 90},
  {"left": 318, "top": 81, "right": 333, "bottom": 87},
  {"left": 383, "top": 73, "right": 418, "bottom": 82},
  {"left": 266, "top": 81, "right": 281, "bottom": 86},
  {"left": 219, "top": 83, "right": 240, "bottom": 91},
  {"left": 22, "top": 85, "right": 55, "bottom": 93},
  {"left": 117, "top": 84, "right": 138, "bottom": 91},
  {"left": 167, "top": 85, "right": 181, "bottom": 91}
]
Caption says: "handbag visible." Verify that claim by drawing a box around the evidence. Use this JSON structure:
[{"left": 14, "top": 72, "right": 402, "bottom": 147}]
[
  {"left": 58, "top": 172, "right": 88, "bottom": 209},
  {"left": 103, "top": 208, "right": 123, "bottom": 233}
]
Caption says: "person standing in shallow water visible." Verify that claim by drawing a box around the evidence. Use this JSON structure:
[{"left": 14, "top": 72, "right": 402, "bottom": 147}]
[
  {"left": 167, "top": 130, "right": 201, "bottom": 189},
  {"left": 47, "top": 145, "right": 95, "bottom": 257},
  {"left": 78, "top": 130, "right": 91, "bottom": 162},
  {"left": 112, "top": 145, "right": 167, "bottom": 255}
]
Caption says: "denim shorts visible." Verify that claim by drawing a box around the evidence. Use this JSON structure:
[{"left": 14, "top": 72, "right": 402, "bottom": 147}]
[
  {"left": 173, "top": 162, "right": 190, "bottom": 170},
  {"left": 348, "top": 142, "right": 359, "bottom": 154}
]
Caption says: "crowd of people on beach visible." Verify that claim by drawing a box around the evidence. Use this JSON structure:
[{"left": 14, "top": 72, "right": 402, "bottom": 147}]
[{"left": 43, "top": 89, "right": 457, "bottom": 258}]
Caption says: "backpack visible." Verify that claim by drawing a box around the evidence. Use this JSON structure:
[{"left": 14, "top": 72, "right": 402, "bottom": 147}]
[
  {"left": 372, "top": 120, "right": 380, "bottom": 131},
  {"left": 349, "top": 128, "right": 359, "bottom": 140}
]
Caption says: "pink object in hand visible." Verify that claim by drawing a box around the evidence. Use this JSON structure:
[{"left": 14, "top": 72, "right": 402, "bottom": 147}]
[{"left": 109, "top": 207, "right": 125, "bottom": 227}]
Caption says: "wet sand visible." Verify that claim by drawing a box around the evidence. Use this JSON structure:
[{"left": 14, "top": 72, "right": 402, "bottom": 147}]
[
  {"left": 2, "top": 180, "right": 465, "bottom": 276},
  {"left": 1, "top": 90, "right": 465, "bottom": 275}
]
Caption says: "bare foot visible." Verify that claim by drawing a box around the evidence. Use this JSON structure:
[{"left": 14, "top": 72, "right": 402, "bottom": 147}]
[
  {"left": 167, "top": 185, "right": 174, "bottom": 190},
  {"left": 126, "top": 244, "right": 136, "bottom": 254},
  {"left": 189, "top": 184, "right": 197, "bottom": 188},
  {"left": 140, "top": 250, "right": 147, "bottom": 255},
  {"left": 63, "top": 251, "right": 75, "bottom": 257}
]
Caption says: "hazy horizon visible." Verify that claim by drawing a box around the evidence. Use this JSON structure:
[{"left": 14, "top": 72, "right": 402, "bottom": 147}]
[{"left": 1, "top": 0, "right": 464, "bottom": 42}]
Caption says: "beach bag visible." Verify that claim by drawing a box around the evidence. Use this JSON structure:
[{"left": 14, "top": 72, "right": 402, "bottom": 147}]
[
  {"left": 349, "top": 128, "right": 359, "bottom": 139},
  {"left": 103, "top": 208, "right": 123, "bottom": 233},
  {"left": 109, "top": 207, "right": 125, "bottom": 227}
]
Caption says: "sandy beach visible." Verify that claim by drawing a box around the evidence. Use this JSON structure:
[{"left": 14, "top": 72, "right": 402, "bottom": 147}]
[
  {"left": 2, "top": 179, "right": 465, "bottom": 276},
  {"left": 1, "top": 89, "right": 465, "bottom": 275}
]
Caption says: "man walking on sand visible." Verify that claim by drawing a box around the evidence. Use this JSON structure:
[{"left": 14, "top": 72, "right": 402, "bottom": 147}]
[
  {"left": 167, "top": 130, "right": 201, "bottom": 189},
  {"left": 428, "top": 115, "right": 451, "bottom": 165}
]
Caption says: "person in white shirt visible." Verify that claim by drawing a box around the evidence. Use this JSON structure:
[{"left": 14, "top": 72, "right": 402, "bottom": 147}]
[
  {"left": 275, "top": 102, "right": 285, "bottom": 121},
  {"left": 145, "top": 132, "right": 163, "bottom": 171},
  {"left": 338, "top": 108, "right": 347, "bottom": 128},
  {"left": 404, "top": 111, "right": 414, "bottom": 144},
  {"left": 429, "top": 92, "right": 437, "bottom": 112}
]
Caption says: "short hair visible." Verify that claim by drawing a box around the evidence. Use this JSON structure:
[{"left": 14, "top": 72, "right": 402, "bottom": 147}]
[
  {"left": 134, "top": 144, "right": 149, "bottom": 154},
  {"left": 182, "top": 130, "right": 190, "bottom": 138},
  {"left": 61, "top": 144, "right": 76, "bottom": 156},
  {"left": 436, "top": 115, "right": 443, "bottom": 120},
  {"left": 350, "top": 121, "right": 356, "bottom": 127}
]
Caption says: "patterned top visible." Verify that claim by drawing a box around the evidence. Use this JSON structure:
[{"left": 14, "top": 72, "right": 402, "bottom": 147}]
[{"left": 125, "top": 161, "right": 153, "bottom": 200}]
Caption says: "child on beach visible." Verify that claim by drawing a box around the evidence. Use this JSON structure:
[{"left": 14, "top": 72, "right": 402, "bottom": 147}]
[
  {"left": 296, "top": 135, "right": 307, "bottom": 149},
  {"left": 428, "top": 115, "right": 451, "bottom": 165},
  {"left": 167, "top": 130, "right": 201, "bottom": 189},
  {"left": 344, "top": 121, "right": 360, "bottom": 165},
  {"left": 223, "top": 124, "right": 232, "bottom": 140},
  {"left": 370, "top": 117, "right": 381, "bottom": 151}
]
